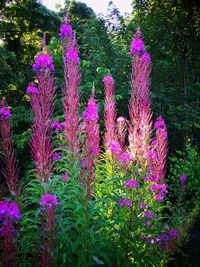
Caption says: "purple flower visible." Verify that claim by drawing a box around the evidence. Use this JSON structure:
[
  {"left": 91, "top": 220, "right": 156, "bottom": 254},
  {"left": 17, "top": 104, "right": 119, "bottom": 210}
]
[
  {"left": 40, "top": 194, "right": 59, "bottom": 209},
  {"left": 160, "top": 233, "right": 170, "bottom": 248},
  {"left": 130, "top": 38, "right": 146, "bottom": 56},
  {"left": 170, "top": 228, "right": 179, "bottom": 240},
  {"left": 145, "top": 173, "right": 159, "bottom": 183},
  {"left": 155, "top": 117, "right": 166, "bottom": 130},
  {"left": 0, "top": 107, "right": 11, "bottom": 120},
  {"left": 151, "top": 183, "right": 167, "bottom": 194},
  {"left": 107, "top": 141, "right": 122, "bottom": 155},
  {"left": 33, "top": 54, "right": 54, "bottom": 73},
  {"left": 118, "top": 152, "right": 132, "bottom": 164},
  {"left": 0, "top": 201, "right": 21, "bottom": 221},
  {"left": 123, "top": 179, "right": 139, "bottom": 190},
  {"left": 140, "top": 203, "right": 147, "bottom": 209},
  {"left": 154, "top": 194, "right": 164, "bottom": 201},
  {"left": 180, "top": 174, "right": 187, "bottom": 184},
  {"left": 51, "top": 121, "right": 63, "bottom": 131},
  {"left": 59, "top": 22, "right": 73, "bottom": 40},
  {"left": 118, "top": 199, "right": 132, "bottom": 207},
  {"left": 144, "top": 210, "right": 153, "bottom": 218},
  {"left": 140, "top": 52, "right": 151, "bottom": 63},
  {"left": 103, "top": 75, "right": 114, "bottom": 86},
  {"left": 82, "top": 97, "right": 99, "bottom": 122},
  {"left": 53, "top": 153, "right": 62, "bottom": 161},
  {"left": 61, "top": 174, "right": 69, "bottom": 182},
  {"left": 0, "top": 201, "right": 21, "bottom": 236},
  {"left": 26, "top": 85, "right": 39, "bottom": 95},
  {"left": 118, "top": 199, "right": 124, "bottom": 206},
  {"left": 65, "top": 48, "right": 79, "bottom": 65}
]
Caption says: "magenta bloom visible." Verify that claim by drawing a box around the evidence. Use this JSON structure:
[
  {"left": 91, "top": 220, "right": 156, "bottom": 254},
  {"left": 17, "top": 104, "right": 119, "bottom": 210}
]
[
  {"left": 118, "top": 152, "right": 132, "bottom": 164},
  {"left": 26, "top": 85, "right": 39, "bottom": 95},
  {"left": 33, "top": 54, "right": 54, "bottom": 72},
  {"left": 170, "top": 228, "right": 179, "bottom": 240},
  {"left": 0, "top": 107, "right": 11, "bottom": 120},
  {"left": 130, "top": 38, "right": 146, "bottom": 56},
  {"left": 118, "top": 199, "right": 132, "bottom": 207},
  {"left": 103, "top": 75, "right": 114, "bottom": 86},
  {"left": 40, "top": 194, "right": 59, "bottom": 210},
  {"left": 60, "top": 22, "right": 73, "bottom": 40},
  {"left": 180, "top": 174, "right": 187, "bottom": 184},
  {"left": 144, "top": 210, "right": 153, "bottom": 218},
  {"left": 141, "top": 52, "right": 151, "bottom": 63},
  {"left": 82, "top": 97, "right": 99, "bottom": 122},
  {"left": 145, "top": 173, "right": 159, "bottom": 183},
  {"left": 123, "top": 179, "right": 139, "bottom": 190},
  {"left": 155, "top": 117, "right": 166, "bottom": 129},
  {"left": 154, "top": 194, "right": 164, "bottom": 201},
  {"left": 140, "top": 203, "right": 147, "bottom": 209},
  {"left": 61, "top": 174, "right": 69, "bottom": 182},
  {"left": 0, "top": 201, "right": 21, "bottom": 236},
  {"left": 151, "top": 183, "right": 167, "bottom": 194},
  {"left": 53, "top": 153, "right": 62, "bottom": 161},
  {"left": 51, "top": 121, "right": 63, "bottom": 132},
  {"left": 107, "top": 141, "right": 122, "bottom": 155},
  {"left": 151, "top": 183, "right": 167, "bottom": 201},
  {"left": 65, "top": 48, "right": 79, "bottom": 65}
]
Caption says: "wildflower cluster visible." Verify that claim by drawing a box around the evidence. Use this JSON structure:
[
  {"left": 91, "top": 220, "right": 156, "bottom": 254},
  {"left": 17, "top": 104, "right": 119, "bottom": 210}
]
[
  {"left": 33, "top": 54, "right": 54, "bottom": 73},
  {"left": 40, "top": 194, "right": 59, "bottom": 210},
  {"left": 82, "top": 96, "right": 99, "bottom": 122},
  {"left": 59, "top": 22, "right": 73, "bottom": 40},
  {"left": 146, "top": 228, "right": 179, "bottom": 251},
  {"left": 51, "top": 121, "right": 63, "bottom": 132},
  {"left": 65, "top": 48, "right": 79, "bottom": 65},
  {"left": 0, "top": 106, "right": 11, "bottom": 120},
  {"left": 0, "top": 200, "right": 21, "bottom": 237},
  {"left": 26, "top": 85, "right": 39, "bottom": 95}
]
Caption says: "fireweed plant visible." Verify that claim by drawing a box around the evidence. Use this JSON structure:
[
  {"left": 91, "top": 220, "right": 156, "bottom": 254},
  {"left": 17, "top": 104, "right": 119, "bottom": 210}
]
[{"left": 0, "top": 14, "right": 186, "bottom": 267}]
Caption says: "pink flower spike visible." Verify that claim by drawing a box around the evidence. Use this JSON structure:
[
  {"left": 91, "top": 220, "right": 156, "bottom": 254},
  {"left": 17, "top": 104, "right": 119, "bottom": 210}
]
[
  {"left": 60, "top": 22, "right": 73, "bottom": 40},
  {"left": 65, "top": 48, "right": 79, "bottom": 65},
  {"left": 141, "top": 53, "right": 151, "bottom": 63},
  {"left": 130, "top": 38, "right": 146, "bottom": 57}
]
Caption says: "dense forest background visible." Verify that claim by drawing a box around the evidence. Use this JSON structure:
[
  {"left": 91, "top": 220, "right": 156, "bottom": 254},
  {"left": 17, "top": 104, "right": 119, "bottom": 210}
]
[{"left": 0, "top": 0, "right": 200, "bottom": 175}]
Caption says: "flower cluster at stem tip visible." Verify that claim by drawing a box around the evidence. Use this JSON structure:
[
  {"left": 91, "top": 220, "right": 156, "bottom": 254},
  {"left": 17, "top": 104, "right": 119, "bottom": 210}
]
[
  {"left": 65, "top": 48, "right": 79, "bottom": 65},
  {"left": 33, "top": 54, "right": 54, "bottom": 73},
  {"left": 130, "top": 29, "right": 151, "bottom": 62},
  {"left": 103, "top": 75, "right": 114, "bottom": 86},
  {"left": 59, "top": 22, "right": 73, "bottom": 40},
  {"left": 0, "top": 107, "right": 11, "bottom": 120},
  {"left": 82, "top": 97, "right": 99, "bottom": 122},
  {"left": 40, "top": 194, "right": 59, "bottom": 210},
  {"left": 26, "top": 85, "right": 39, "bottom": 95}
]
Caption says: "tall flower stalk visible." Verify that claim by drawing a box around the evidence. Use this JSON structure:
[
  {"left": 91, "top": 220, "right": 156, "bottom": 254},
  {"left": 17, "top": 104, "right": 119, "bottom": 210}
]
[
  {"left": 28, "top": 34, "right": 55, "bottom": 184},
  {"left": 0, "top": 99, "right": 19, "bottom": 195},
  {"left": 38, "top": 194, "right": 58, "bottom": 267},
  {"left": 128, "top": 29, "right": 153, "bottom": 161},
  {"left": 103, "top": 75, "right": 117, "bottom": 146},
  {"left": 60, "top": 14, "right": 81, "bottom": 153},
  {"left": 152, "top": 117, "right": 168, "bottom": 184},
  {"left": 82, "top": 90, "right": 100, "bottom": 198}
]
